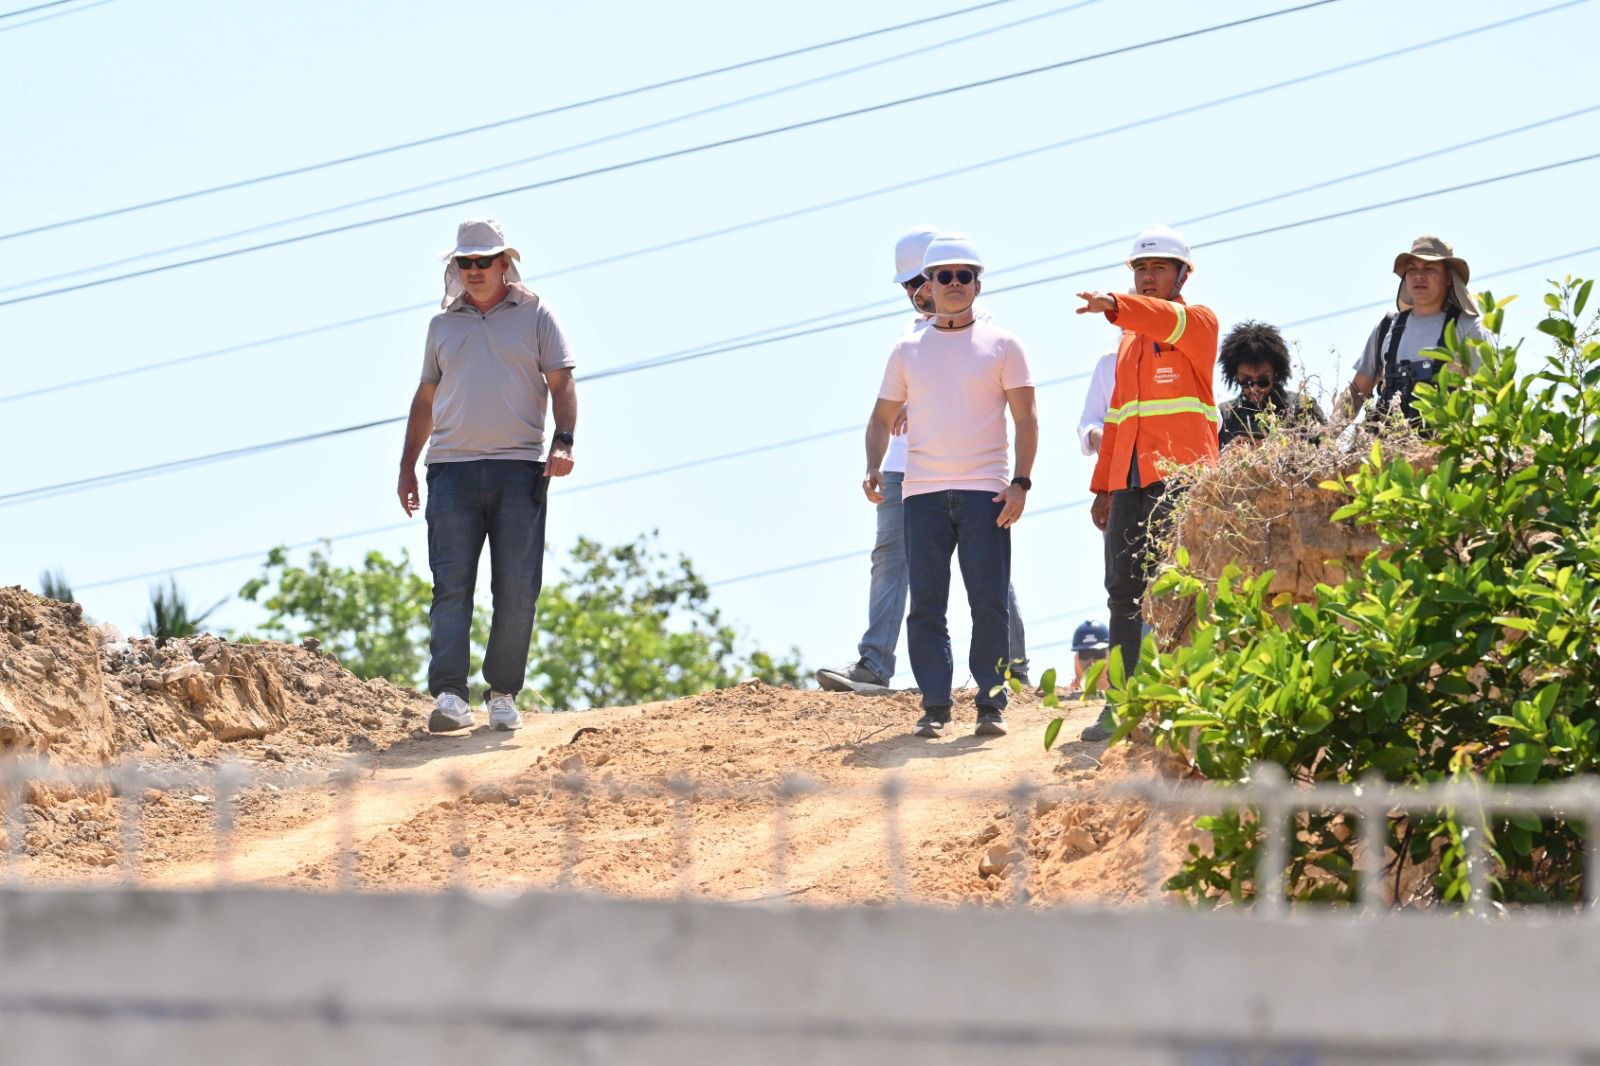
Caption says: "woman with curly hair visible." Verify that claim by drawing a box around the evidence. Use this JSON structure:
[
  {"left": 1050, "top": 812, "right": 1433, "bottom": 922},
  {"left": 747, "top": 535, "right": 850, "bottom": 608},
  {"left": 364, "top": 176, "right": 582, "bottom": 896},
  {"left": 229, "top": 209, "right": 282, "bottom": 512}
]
[{"left": 1217, "top": 321, "right": 1326, "bottom": 448}]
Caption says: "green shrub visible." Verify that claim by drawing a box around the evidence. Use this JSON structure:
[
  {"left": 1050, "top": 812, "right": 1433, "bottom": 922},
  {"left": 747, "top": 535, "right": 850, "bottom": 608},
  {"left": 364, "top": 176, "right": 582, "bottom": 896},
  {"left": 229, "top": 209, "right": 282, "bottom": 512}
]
[{"left": 1098, "top": 278, "right": 1600, "bottom": 907}]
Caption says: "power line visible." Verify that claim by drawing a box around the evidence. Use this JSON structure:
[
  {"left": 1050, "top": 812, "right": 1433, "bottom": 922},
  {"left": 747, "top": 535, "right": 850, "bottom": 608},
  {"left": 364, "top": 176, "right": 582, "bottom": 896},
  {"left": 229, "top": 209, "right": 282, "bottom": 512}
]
[
  {"left": 5, "top": 5, "right": 1577, "bottom": 406},
  {"left": 0, "top": 0, "right": 1029, "bottom": 243},
  {"left": 0, "top": 0, "right": 73, "bottom": 17},
  {"left": 0, "top": 0, "right": 112, "bottom": 32},
  {"left": 5, "top": 152, "right": 1598, "bottom": 511},
  {"left": 10, "top": 0, "right": 1106, "bottom": 288},
  {"left": 70, "top": 372, "right": 1096, "bottom": 591},
  {"left": 0, "top": 0, "right": 1344, "bottom": 309}
]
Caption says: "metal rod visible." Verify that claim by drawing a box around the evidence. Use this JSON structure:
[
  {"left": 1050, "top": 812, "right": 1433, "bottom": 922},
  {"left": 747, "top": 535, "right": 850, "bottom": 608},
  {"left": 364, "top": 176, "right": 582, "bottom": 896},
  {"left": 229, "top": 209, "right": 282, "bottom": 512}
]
[
  {"left": 557, "top": 770, "right": 584, "bottom": 891},
  {"left": 445, "top": 771, "right": 468, "bottom": 891},
  {"left": 212, "top": 761, "right": 245, "bottom": 887},
  {"left": 1357, "top": 773, "right": 1388, "bottom": 916},
  {"left": 1008, "top": 778, "right": 1037, "bottom": 907},
  {"left": 668, "top": 773, "right": 697, "bottom": 898},
  {"left": 1253, "top": 763, "right": 1288, "bottom": 916},
  {"left": 334, "top": 764, "right": 358, "bottom": 892},
  {"left": 115, "top": 763, "right": 144, "bottom": 887},
  {"left": 881, "top": 775, "right": 907, "bottom": 904}
]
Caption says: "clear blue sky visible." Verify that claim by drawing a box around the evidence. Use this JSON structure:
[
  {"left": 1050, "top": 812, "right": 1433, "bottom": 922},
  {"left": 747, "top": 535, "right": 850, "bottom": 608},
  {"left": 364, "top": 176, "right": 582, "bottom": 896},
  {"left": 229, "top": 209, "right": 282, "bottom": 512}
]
[{"left": 2, "top": 0, "right": 1597, "bottom": 688}]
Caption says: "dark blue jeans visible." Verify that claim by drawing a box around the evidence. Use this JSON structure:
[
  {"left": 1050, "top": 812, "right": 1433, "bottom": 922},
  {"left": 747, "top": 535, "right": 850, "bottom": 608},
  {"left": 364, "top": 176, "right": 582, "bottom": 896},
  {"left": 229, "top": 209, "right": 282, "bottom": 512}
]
[
  {"left": 425, "top": 459, "right": 548, "bottom": 701},
  {"left": 903, "top": 489, "right": 1012, "bottom": 711}
]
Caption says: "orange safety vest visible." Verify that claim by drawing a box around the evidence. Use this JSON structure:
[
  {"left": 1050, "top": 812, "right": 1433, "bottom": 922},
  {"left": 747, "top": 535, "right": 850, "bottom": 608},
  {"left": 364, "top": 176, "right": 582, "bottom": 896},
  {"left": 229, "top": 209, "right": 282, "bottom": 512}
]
[{"left": 1089, "top": 293, "right": 1220, "bottom": 493}]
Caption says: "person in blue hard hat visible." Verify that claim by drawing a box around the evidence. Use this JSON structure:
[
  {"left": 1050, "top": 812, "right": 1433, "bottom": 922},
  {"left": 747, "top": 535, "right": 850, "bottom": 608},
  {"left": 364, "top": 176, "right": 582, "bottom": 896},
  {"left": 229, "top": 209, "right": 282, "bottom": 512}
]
[{"left": 1066, "top": 620, "right": 1110, "bottom": 700}]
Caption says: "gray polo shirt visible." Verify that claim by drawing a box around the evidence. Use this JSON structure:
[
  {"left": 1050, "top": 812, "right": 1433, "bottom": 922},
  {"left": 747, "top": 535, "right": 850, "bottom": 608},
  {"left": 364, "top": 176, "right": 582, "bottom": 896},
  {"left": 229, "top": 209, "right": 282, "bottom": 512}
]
[{"left": 420, "top": 283, "right": 575, "bottom": 464}]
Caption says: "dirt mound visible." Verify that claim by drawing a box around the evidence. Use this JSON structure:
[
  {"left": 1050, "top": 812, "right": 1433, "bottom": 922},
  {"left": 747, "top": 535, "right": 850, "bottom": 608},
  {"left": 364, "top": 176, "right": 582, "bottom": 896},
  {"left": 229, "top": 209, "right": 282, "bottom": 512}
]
[
  {"left": 1148, "top": 431, "right": 1407, "bottom": 645},
  {"left": 1, "top": 586, "right": 430, "bottom": 766},
  {"left": 100, "top": 633, "right": 429, "bottom": 761},
  {"left": 0, "top": 587, "right": 116, "bottom": 762}
]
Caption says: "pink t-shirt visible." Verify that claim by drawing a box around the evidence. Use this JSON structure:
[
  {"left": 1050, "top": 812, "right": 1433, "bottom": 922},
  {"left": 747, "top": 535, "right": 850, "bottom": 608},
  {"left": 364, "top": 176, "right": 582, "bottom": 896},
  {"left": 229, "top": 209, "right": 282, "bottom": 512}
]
[{"left": 878, "top": 318, "right": 1034, "bottom": 499}]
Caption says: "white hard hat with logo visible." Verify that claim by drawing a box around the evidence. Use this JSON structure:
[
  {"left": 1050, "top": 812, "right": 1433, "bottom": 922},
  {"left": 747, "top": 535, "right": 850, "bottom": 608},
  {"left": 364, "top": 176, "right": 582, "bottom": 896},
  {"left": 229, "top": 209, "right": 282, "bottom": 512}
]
[
  {"left": 892, "top": 225, "right": 941, "bottom": 283},
  {"left": 1125, "top": 224, "right": 1194, "bottom": 271},
  {"left": 922, "top": 233, "right": 985, "bottom": 274}
]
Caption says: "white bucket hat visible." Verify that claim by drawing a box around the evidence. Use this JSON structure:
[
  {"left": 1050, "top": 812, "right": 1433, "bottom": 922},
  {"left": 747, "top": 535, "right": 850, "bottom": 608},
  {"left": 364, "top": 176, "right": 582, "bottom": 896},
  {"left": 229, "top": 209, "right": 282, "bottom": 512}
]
[{"left": 439, "top": 218, "right": 523, "bottom": 307}]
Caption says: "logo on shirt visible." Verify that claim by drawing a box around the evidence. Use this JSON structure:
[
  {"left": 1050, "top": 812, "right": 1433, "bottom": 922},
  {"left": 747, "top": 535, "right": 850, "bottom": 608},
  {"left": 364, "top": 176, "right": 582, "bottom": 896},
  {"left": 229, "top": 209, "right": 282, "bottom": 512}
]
[{"left": 1153, "top": 366, "right": 1180, "bottom": 385}]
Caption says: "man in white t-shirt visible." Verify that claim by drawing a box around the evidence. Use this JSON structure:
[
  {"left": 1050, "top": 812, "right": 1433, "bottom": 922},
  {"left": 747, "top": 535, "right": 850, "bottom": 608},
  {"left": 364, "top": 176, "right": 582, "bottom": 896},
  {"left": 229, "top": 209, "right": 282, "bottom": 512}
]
[
  {"left": 1340, "top": 234, "right": 1490, "bottom": 424},
  {"left": 866, "top": 235, "right": 1037, "bottom": 738},
  {"left": 819, "top": 228, "right": 1031, "bottom": 695}
]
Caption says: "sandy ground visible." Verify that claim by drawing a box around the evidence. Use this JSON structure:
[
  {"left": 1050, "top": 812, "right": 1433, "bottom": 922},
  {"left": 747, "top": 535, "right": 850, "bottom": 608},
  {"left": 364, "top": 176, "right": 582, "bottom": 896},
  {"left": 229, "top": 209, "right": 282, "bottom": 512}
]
[{"left": 32, "top": 684, "right": 1185, "bottom": 907}]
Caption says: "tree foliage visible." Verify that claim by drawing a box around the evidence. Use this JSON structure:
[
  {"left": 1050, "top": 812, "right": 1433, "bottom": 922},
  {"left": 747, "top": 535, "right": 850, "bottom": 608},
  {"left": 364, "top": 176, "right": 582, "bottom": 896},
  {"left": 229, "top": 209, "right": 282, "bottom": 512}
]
[
  {"left": 1091, "top": 279, "right": 1600, "bottom": 907},
  {"left": 240, "top": 546, "right": 432, "bottom": 685},
  {"left": 240, "top": 533, "right": 804, "bottom": 709}
]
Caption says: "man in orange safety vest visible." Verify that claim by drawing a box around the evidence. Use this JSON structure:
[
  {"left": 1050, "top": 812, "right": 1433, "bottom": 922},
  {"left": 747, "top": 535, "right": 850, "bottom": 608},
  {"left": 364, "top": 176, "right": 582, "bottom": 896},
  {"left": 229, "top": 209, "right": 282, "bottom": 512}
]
[{"left": 1075, "top": 225, "right": 1219, "bottom": 740}]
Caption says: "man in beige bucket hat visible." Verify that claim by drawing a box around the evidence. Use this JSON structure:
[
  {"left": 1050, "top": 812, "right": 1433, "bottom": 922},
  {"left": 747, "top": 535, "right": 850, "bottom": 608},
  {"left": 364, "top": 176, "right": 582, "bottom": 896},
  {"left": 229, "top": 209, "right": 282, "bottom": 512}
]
[
  {"left": 398, "top": 219, "right": 578, "bottom": 734},
  {"left": 1340, "top": 235, "right": 1492, "bottom": 422}
]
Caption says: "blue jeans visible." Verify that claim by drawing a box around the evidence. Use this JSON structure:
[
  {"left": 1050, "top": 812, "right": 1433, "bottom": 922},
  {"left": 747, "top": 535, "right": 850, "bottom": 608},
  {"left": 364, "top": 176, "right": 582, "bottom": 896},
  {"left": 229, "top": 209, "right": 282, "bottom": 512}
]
[
  {"left": 425, "top": 459, "right": 548, "bottom": 701},
  {"left": 903, "top": 489, "right": 1012, "bottom": 711},
  {"left": 858, "top": 473, "right": 1029, "bottom": 681}
]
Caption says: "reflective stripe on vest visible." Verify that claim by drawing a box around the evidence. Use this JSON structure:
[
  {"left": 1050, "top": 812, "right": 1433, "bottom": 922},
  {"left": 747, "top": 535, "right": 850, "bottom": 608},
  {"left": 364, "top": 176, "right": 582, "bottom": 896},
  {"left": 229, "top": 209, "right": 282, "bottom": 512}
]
[
  {"left": 1104, "top": 396, "right": 1219, "bottom": 425},
  {"left": 1163, "top": 304, "right": 1188, "bottom": 345}
]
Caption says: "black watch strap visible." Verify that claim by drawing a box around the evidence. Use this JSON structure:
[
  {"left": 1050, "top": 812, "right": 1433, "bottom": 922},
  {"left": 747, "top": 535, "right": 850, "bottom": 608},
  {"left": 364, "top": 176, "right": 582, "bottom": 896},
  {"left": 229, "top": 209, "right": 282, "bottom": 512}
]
[
  {"left": 1011, "top": 476, "right": 1032, "bottom": 491},
  {"left": 553, "top": 431, "right": 575, "bottom": 446}
]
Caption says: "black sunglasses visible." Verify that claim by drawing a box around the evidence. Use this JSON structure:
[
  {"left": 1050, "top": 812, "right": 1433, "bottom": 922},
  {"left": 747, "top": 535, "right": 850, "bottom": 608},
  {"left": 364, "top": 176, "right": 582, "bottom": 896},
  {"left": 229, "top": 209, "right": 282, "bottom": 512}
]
[
  {"left": 454, "top": 254, "right": 502, "bottom": 270},
  {"left": 1239, "top": 375, "right": 1274, "bottom": 389},
  {"left": 933, "top": 268, "right": 976, "bottom": 286}
]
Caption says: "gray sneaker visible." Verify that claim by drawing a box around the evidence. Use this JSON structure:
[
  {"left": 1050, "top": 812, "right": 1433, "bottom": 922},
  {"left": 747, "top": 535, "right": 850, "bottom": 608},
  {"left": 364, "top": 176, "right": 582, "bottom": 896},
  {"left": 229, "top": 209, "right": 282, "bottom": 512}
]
[
  {"left": 487, "top": 691, "right": 522, "bottom": 731},
  {"left": 816, "top": 661, "right": 889, "bottom": 693},
  {"left": 975, "top": 707, "right": 1008, "bottom": 736},
  {"left": 1080, "top": 708, "right": 1117, "bottom": 743},
  {"left": 428, "top": 692, "right": 474, "bottom": 733},
  {"left": 913, "top": 707, "right": 951, "bottom": 738}
]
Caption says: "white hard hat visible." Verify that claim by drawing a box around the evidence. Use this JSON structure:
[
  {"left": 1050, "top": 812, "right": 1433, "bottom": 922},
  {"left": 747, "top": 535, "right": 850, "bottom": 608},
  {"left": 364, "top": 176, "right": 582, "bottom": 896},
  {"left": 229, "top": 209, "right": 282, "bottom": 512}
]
[
  {"left": 922, "top": 233, "right": 984, "bottom": 274},
  {"left": 1125, "top": 224, "right": 1194, "bottom": 270},
  {"left": 892, "top": 225, "right": 940, "bottom": 284}
]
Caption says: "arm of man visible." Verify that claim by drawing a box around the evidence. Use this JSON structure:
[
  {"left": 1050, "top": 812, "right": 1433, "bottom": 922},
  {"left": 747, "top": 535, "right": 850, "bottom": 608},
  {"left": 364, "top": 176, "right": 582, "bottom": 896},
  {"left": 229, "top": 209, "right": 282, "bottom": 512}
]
[
  {"left": 545, "top": 367, "right": 576, "bottom": 477},
  {"left": 1101, "top": 293, "right": 1219, "bottom": 379},
  {"left": 995, "top": 385, "right": 1037, "bottom": 528},
  {"left": 863, "top": 397, "right": 903, "bottom": 503},
  {"left": 398, "top": 383, "right": 436, "bottom": 516}
]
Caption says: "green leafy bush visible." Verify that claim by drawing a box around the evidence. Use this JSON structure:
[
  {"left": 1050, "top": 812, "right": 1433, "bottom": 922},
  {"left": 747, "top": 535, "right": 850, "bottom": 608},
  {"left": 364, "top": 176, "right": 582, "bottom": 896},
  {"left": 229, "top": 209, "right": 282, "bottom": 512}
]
[{"left": 1099, "top": 278, "right": 1600, "bottom": 907}]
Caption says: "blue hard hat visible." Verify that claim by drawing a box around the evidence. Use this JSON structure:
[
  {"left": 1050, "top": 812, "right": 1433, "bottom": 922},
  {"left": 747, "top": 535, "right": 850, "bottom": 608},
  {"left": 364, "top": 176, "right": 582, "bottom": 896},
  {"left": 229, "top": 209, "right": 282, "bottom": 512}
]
[{"left": 1071, "top": 620, "right": 1111, "bottom": 652}]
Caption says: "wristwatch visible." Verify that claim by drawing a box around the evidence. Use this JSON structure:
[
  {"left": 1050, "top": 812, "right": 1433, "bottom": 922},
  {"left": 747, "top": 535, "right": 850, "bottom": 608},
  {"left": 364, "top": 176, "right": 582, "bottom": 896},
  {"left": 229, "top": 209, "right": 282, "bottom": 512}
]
[
  {"left": 1011, "top": 476, "right": 1032, "bottom": 491},
  {"left": 553, "top": 431, "right": 575, "bottom": 446}
]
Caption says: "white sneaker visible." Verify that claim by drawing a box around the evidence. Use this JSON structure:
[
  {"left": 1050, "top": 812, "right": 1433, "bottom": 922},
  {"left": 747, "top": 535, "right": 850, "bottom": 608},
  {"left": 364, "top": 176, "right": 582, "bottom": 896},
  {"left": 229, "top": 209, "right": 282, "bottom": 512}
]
[
  {"left": 428, "top": 693, "right": 474, "bottom": 733},
  {"left": 488, "top": 691, "right": 523, "bottom": 731}
]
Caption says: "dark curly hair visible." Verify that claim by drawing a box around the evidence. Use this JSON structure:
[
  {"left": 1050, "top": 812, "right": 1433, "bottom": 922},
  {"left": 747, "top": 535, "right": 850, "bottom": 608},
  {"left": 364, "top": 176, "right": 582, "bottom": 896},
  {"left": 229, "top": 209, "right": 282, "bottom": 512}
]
[{"left": 1219, "top": 320, "right": 1293, "bottom": 390}]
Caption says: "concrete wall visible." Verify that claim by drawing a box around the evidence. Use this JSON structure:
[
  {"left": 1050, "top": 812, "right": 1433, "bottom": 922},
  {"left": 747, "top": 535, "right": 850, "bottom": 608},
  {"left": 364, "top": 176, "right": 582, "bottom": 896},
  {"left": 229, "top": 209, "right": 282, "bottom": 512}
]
[{"left": 1, "top": 888, "right": 1594, "bottom": 1066}]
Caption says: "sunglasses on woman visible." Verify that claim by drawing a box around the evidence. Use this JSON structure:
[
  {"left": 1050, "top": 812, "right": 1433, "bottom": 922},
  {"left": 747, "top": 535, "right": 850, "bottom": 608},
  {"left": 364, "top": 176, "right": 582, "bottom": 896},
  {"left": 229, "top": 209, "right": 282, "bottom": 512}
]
[
  {"left": 1239, "top": 375, "right": 1274, "bottom": 389},
  {"left": 933, "top": 268, "right": 976, "bottom": 286},
  {"left": 454, "top": 254, "right": 503, "bottom": 270}
]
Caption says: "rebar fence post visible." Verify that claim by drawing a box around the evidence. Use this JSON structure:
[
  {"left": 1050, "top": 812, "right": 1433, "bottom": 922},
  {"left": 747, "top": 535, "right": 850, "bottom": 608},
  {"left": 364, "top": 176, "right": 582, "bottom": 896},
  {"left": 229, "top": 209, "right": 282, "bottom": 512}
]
[
  {"left": 1462, "top": 787, "right": 1491, "bottom": 918},
  {"left": 767, "top": 774, "right": 804, "bottom": 901},
  {"left": 1, "top": 756, "right": 26, "bottom": 886},
  {"left": 115, "top": 763, "right": 145, "bottom": 887},
  {"left": 333, "top": 764, "right": 359, "bottom": 892},
  {"left": 1356, "top": 773, "right": 1389, "bottom": 916},
  {"left": 1141, "top": 782, "right": 1167, "bottom": 905},
  {"left": 880, "top": 775, "right": 908, "bottom": 904},
  {"left": 1252, "top": 762, "right": 1289, "bottom": 917},
  {"left": 444, "top": 771, "right": 468, "bottom": 891},
  {"left": 556, "top": 769, "right": 585, "bottom": 891},
  {"left": 668, "top": 773, "right": 697, "bottom": 898},
  {"left": 1583, "top": 781, "right": 1600, "bottom": 918},
  {"left": 1008, "top": 778, "right": 1038, "bottom": 907},
  {"left": 211, "top": 760, "right": 246, "bottom": 887}
]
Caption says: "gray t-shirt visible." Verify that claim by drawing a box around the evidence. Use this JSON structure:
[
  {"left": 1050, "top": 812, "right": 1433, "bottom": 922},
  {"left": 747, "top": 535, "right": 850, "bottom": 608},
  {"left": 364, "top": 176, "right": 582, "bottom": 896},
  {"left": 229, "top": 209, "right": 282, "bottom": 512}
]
[
  {"left": 420, "top": 284, "right": 575, "bottom": 464},
  {"left": 1353, "top": 310, "right": 1490, "bottom": 383}
]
